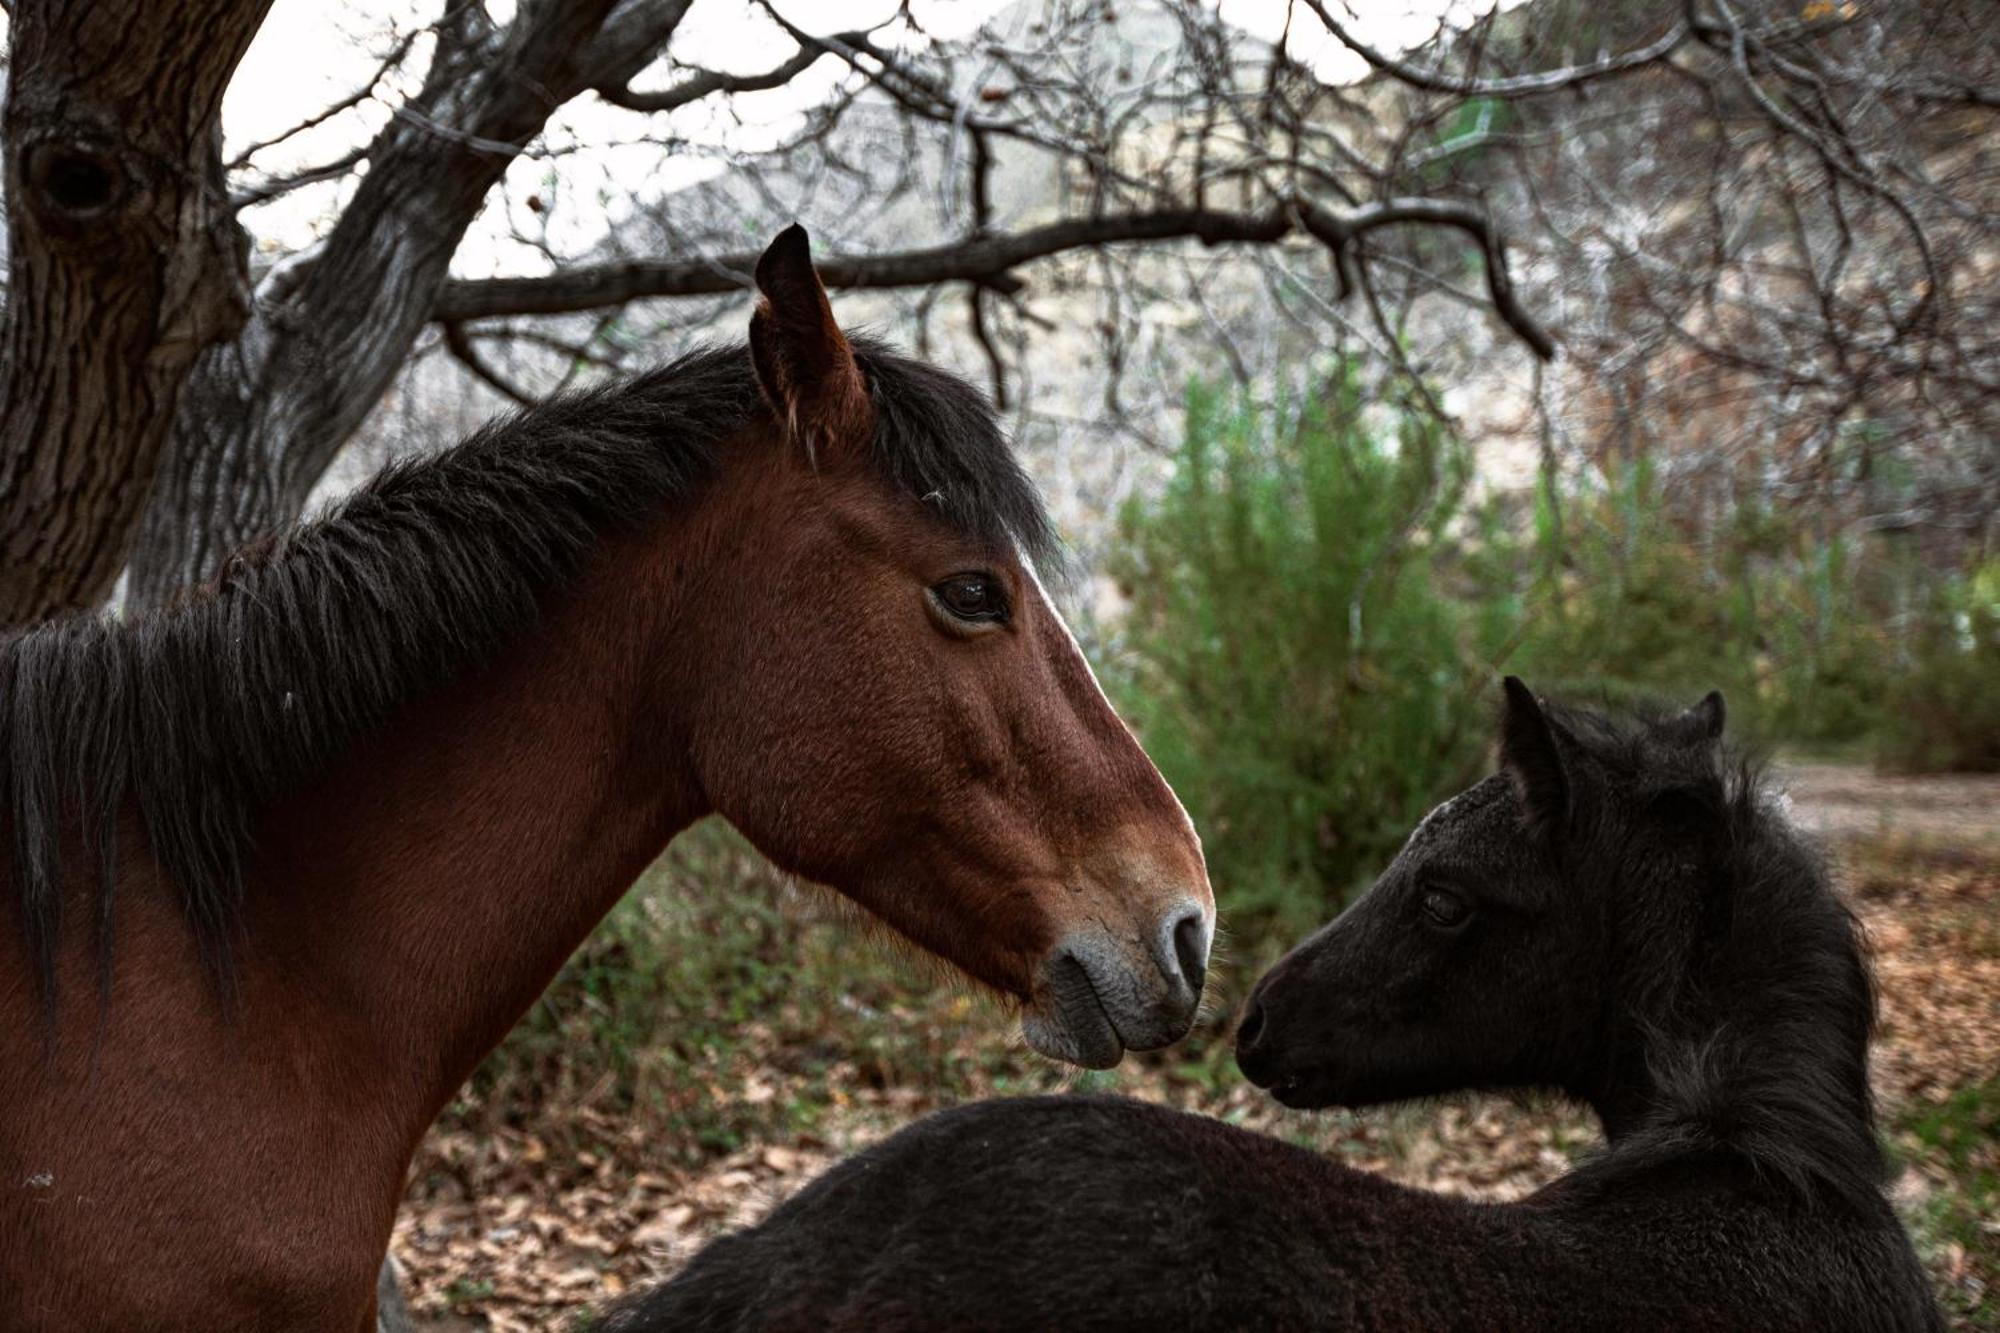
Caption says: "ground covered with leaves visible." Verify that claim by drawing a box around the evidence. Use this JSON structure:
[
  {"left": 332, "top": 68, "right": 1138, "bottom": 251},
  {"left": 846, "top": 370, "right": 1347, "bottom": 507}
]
[{"left": 395, "top": 768, "right": 2000, "bottom": 1330}]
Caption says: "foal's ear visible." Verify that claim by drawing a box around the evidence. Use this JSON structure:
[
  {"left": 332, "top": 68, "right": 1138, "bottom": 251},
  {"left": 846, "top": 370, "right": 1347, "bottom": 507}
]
[
  {"left": 1663, "top": 690, "right": 1727, "bottom": 746},
  {"left": 749, "top": 223, "right": 873, "bottom": 459},
  {"left": 1500, "top": 676, "right": 1570, "bottom": 839}
]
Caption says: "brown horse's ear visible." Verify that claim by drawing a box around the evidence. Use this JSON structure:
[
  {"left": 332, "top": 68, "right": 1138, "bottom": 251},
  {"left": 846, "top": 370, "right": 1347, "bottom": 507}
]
[
  {"left": 749, "top": 223, "right": 872, "bottom": 461},
  {"left": 1500, "top": 676, "right": 1570, "bottom": 838}
]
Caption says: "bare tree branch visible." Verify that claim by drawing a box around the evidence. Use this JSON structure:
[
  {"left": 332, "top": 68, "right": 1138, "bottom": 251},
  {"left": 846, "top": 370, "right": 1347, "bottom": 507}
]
[
  {"left": 129, "top": 0, "right": 698, "bottom": 602},
  {"left": 1299, "top": 0, "right": 1692, "bottom": 98},
  {"left": 437, "top": 196, "right": 1557, "bottom": 359},
  {"left": 1298, "top": 196, "right": 1558, "bottom": 359},
  {"left": 229, "top": 145, "right": 368, "bottom": 210},
  {"left": 13, "top": 0, "right": 1973, "bottom": 621},
  {"left": 224, "top": 21, "right": 425, "bottom": 171},
  {"left": 436, "top": 209, "right": 1284, "bottom": 316},
  {"left": 442, "top": 321, "right": 537, "bottom": 406},
  {"left": 597, "top": 32, "right": 866, "bottom": 112}
]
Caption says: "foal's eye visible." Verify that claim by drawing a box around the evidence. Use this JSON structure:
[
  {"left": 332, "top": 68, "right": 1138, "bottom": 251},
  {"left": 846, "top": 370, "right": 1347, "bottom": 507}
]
[
  {"left": 930, "top": 572, "right": 1009, "bottom": 626},
  {"left": 1420, "top": 888, "right": 1471, "bottom": 930}
]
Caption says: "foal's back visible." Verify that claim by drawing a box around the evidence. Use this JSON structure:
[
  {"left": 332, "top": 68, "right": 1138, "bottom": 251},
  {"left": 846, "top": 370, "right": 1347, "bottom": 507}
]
[
  {"left": 612, "top": 685, "right": 1944, "bottom": 1331},
  {"left": 608, "top": 1096, "right": 1935, "bottom": 1332}
]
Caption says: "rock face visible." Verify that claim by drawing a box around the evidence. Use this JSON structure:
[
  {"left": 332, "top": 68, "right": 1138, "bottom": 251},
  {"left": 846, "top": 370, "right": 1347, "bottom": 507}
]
[{"left": 341, "top": 0, "right": 1994, "bottom": 572}]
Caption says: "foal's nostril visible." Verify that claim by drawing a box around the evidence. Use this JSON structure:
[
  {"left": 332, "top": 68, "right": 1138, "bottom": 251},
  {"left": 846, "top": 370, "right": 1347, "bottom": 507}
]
[
  {"left": 1173, "top": 910, "right": 1209, "bottom": 998},
  {"left": 1236, "top": 998, "right": 1266, "bottom": 1053}
]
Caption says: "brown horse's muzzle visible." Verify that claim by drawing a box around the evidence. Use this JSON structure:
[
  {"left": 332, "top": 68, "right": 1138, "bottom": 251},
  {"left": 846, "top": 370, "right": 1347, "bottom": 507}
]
[{"left": 1020, "top": 899, "right": 1212, "bottom": 1068}]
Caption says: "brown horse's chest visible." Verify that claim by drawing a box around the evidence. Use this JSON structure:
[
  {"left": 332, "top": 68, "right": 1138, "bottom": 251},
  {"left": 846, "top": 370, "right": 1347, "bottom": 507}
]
[{"left": 0, "top": 902, "right": 401, "bottom": 1331}]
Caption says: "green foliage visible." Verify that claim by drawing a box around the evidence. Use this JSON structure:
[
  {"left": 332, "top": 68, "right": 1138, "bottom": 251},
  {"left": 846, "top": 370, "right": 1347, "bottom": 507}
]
[
  {"left": 1105, "top": 371, "right": 1503, "bottom": 941},
  {"left": 454, "top": 820, "right": 1020, "bottom": 1164},
  {"left": 1107, "top": 367, "right": 1996, "bottom": 954},
  {"left": 1894, "top": 1076, "right": 2000, "bottom": 1328},
  {"left": 1509, "top": 461, "right": 1903, "bottom": 748},
  {"left": 1510, "top": 460, "right": 1757, "bottom": 706},
  {"left": 464, "top": 365, "right": 1992, "bottom": 1164},
  {"left": 1878, "top": 560, "right": 2000, "bottom": 774},
  {"left": 1904, "top": 1076, "right": 2000, "bottom": 1180},
  {"left": 1510, "top": 464, "right": 1996, "bottom": 768},
  {"left": 442, "top": 1278, "right": 496, "bottom": 1308},
  {"left": 1420, "top": 96, "right": 1517, "bottom": 183}
]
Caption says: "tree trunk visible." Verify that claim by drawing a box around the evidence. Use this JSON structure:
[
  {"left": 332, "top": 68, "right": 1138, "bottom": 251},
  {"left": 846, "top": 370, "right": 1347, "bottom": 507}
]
[
  {"left": 0, "top": 0, "right": 272, "bottom": 624},
  {"left": 126, "top": 0, "right": 687, "bottom": 606}
]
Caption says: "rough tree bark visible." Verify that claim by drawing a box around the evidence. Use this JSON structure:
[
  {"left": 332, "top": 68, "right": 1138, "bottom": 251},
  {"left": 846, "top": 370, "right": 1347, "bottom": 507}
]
[
  {"left": 118, "top": 1, "right": 1571, "bottom": 606},
  {"left": 0, "top": 0, "right": 273, "bottom": 624},
  {"left": 126, "top": 0, "right": 689, "bottom": 607}
]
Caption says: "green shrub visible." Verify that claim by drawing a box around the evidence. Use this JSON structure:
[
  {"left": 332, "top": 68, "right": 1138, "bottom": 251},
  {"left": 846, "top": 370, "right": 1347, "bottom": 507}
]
[
  {"left": 1106, "top": 370, "right": 1992, "bottom": 960},
  {"left": 1893, "top": 1075, "right": 2000, "bottom": 1327},
  {"left": 1509, "top": 461, "right": 1758, "bottom": 708},
  {"left": 1878, "top": 560, "right": 2000, "bottom": 774},
  {"left": 1105, "top": 371, "right": 1505, "bottom": 943},
  {"left": 458, "top": 820, "right": 807, "bottom": 1158},
  {"left": 1509, "top": 461, "right": 1913, "bottom": 750}
]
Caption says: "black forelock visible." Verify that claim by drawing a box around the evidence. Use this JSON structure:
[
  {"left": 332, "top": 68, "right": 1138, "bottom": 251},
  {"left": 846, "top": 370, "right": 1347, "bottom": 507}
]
[
  {"left": 853, "top": 336, "right": 1057, "bottom": 570},
  {"left": 1, "top": 337, "right": 1055, "bottom": 1005}
]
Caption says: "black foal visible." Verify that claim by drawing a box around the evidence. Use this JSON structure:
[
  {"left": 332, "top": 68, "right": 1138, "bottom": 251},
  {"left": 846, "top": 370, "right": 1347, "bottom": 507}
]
[{"left": 607, "top": 681, "right": 1940, "bottom": 1332}]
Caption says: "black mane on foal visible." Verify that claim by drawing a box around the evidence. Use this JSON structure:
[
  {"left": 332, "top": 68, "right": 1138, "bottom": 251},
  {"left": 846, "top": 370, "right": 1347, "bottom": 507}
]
[
  {"left": 1, "top": 339, "right": 1054, "bottom": 999},
  {"left": 1532, "top": 696, "right": 1881, "bottom": 1210}
]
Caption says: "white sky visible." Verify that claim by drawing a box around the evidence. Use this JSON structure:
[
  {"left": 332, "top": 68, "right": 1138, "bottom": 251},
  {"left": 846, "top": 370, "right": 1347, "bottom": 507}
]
[
  {"left": 221, "top": 1, "right": 1024, "bottom": 267},
  {"left": 4, "top": 1, "right": 1521, "bottom": 273}
]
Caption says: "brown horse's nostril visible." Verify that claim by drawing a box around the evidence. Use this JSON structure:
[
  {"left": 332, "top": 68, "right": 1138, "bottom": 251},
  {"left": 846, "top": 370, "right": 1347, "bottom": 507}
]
[{"left": 1173, "top": 910, "right": 1208, "bottom": 998}]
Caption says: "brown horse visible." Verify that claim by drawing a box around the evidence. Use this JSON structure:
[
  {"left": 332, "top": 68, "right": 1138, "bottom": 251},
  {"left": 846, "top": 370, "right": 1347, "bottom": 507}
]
[{"left": 0, "top": 225, "right": 1212, "bottom": 1331}]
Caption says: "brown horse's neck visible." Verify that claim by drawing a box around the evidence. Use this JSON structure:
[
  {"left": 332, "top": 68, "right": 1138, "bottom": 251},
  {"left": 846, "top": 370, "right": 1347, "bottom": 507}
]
[{"left": 249, "top": 501, "right": 724, "bottom": 1147}]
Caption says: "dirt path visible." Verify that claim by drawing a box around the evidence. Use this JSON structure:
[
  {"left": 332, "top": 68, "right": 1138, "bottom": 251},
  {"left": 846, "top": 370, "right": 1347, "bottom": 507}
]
[{"left": 1782, "top": 763, "right": 2000, "bottom": 847}]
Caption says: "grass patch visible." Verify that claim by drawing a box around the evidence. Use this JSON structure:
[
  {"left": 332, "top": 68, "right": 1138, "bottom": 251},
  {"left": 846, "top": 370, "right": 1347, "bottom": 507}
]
[
  {"left": 443, "top": 820, "right": 1023, "bottom": 1165},
  {"left": 1894, "top": 1078, "right": 2000, "bottom": 1328}
]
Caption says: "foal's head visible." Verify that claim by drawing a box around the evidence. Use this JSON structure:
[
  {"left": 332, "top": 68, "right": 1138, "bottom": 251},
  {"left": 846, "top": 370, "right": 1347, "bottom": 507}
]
[
  {"left": 678, "top": 228, "right": 1211, "bottom": 1068},
  {"left": 1237, "top": 679, "right": 1874, "bottom": 1158}
]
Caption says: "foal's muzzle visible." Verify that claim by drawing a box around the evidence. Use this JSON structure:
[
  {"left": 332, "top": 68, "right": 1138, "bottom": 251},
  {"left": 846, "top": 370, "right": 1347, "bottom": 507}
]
[{"left": 1233, "top": 942, "right": 1348, "bottom": 1108}]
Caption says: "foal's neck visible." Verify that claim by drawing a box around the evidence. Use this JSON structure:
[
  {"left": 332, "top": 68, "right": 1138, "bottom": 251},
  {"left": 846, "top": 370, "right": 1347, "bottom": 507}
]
[{"left": 1577, "top": 878, "right": 1881, "bottom": 1204}]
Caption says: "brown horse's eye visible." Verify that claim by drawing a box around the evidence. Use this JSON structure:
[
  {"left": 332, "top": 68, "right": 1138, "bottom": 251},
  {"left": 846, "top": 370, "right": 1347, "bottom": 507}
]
[
  {"left": 931, "top": 572, "right": 1008, "bottom": 626},
  {"left": 1421, "top": 888, "right": 1470, "bottom": 930}
]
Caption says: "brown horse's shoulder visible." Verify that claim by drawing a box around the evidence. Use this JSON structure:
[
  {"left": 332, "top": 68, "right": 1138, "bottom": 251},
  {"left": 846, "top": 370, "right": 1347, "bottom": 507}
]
[{"left": 0, "top": 897, "right": 403, "bottom": 1332}]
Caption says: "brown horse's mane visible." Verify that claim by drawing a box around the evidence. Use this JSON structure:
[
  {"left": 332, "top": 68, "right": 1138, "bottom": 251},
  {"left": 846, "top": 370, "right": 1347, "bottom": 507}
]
[{"left": 1, "top": 338, "right": 1056, "bottom": 1001}]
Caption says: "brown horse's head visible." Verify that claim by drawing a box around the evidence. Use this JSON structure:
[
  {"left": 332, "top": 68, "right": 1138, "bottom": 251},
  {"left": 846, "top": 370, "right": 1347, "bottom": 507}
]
[{"left": 683, "top": 226, "right": 1211, "bottom": 1068}]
